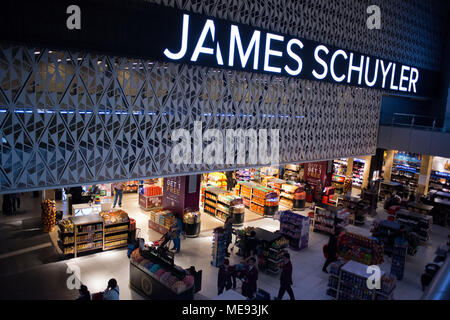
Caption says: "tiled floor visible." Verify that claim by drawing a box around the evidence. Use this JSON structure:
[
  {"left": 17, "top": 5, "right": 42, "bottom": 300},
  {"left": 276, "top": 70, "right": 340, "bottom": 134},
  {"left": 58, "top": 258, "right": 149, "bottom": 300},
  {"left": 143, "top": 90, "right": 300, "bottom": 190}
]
[{"left": 1, "top": 192, "right": 449, "bottom": 300}]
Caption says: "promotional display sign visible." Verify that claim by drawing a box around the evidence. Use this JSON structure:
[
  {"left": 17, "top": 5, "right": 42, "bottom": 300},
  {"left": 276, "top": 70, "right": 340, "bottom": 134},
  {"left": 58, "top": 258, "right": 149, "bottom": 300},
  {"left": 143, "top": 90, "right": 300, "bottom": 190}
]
[
  {"left": 0, "top": 0, "right": 439, "bottom": 98},
  {"left": 162, "top": 175, "right": 201, "bottom": 218},
  {"left": 304, "top": 161, "right": 332, "bottom": 187}
]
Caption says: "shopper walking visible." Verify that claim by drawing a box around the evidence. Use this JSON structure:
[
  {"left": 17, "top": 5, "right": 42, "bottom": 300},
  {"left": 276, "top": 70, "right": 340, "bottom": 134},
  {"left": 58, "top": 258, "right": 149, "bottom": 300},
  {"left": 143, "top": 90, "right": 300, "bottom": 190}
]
[
  {"left": 276, "top": 252, "right": 295, "bottom": 300},
  {"left": 10, "top": 193, "right": 19, "bottom": 213},
  {"left": 322, "top": 229, "right": 341, "bottom": 273},
  {"left": 76, "top": 285, "right": 91, "bottom": 301},
  {"left": 103, "top": 278, "right": 120, "bottom": 300},
  {"left": 245, "top": 230, "right": 258, "bottom": 258},
  {"left": 217, "top": 259, "right": 234, "bottom": 295},
  {"left": 242, "top": 257, "right": 258, "bottom": 299},
  {"left": 223, "top": 216, "right": 233, "bottom": 257},
  {"left": 112, "top": 182, "right": 124, "bottom": 208},
  {"left": 170, "top": 218, "right": 182, "bottom": 254}
]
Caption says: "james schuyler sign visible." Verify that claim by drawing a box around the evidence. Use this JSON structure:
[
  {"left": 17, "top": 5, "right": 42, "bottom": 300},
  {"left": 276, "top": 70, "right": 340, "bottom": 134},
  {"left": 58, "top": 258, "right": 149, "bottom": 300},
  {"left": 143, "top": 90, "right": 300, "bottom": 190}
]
[{"left": 0, "top": 0, "right": 440, "bottom": 97}]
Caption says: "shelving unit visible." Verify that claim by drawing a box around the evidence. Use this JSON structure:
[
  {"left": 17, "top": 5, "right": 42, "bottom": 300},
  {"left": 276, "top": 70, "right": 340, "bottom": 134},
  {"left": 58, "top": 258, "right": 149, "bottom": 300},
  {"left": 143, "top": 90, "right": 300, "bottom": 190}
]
[
  {"left": 333, "top": 159, "right": 348, "bottom": 176},
  {"left": 378, "top": 181, "right": 402, "bottom": 201},
  {"left": 123, "top": 180, "right": 139, "bottom": 193},
  {"left": 279, "top": 183, "right": 300, "bottom": 208},
  {"left": 331, "top": 174, "right": 346, "bottom": 194},
  {"left": 148, "top": 209, "right": 176, "bottom": 234},
  {"left": 312, "top": 205, "right": 350, "bottom": 235},
  {"left": 390, "top": 151, "right": 421, "bottom": 194},
  {"left": 395, "top": 209, "right": 432, "bottom": 242},
  {"left": 279, "top": 210, "right": 310, "bottom": 250},
  {"left": 204, "top": 187, "right": 244, "bottom": 224},
  {"left": 341, "top": 196, "right": 369, "bottom": 225},
  {"left": 101, "top": 210, "right": 130, "bottom": 251},
  {"left": 283, "top": 164, "right": 300, "bottom": 181},
  {"left": 352, "top": 158, "right": 366, "bottom": 188},
  {"left": 72, "top": 215, "right": 104, "bottom": 258},
  {"left": 391, "top": 238, "right": 408, "bottom": 280},
  {"left": 327, "top": 260, "right": 396, "bottom": 300},
  {"left": 236, "top": 182, "right": 278, "bottom": 217},
  {"left": 139, "top": 184, "right": 163, "bottom": 211},
  {"left": 266, "top": 178, "right": 286, "bottom": 196},
  {"left": 211, "top": 227, "right": 227, "bottom": 267}
]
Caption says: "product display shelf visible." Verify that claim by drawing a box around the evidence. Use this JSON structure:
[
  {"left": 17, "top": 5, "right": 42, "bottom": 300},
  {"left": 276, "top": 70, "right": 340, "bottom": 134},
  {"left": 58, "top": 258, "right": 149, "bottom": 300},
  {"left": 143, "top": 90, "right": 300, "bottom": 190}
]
[
  {"left": 327, "top": 260, "right": 396, "bottom": 300},
  {"left": 123, "top": 180, "right": 139, "bottom": 193},
  {"left": 139, "top": 184, "right": 163, "bottom": 211},
  {"left": 255, "top": 228, "right": 287, "bottom": 274},
  {"left": 211, "top": 227, "right": 227, "bottom": 267},
  {"left": 102, "top": 210, "right": 130, "bottom": 251},
  {"left": 279, "top": 183, "right": 299, "bottom": 208},
  {"left": 312, "top": 205, "right": 350, "bottom": 235},
  {"left": 71, "top": 214, "right": 104, "bottom": 258},
  {"left": 204, "top": 187, "right": 244, "bottom": 224},
  {"left": 395, "top": 209, "right": 432, "bottom": 242},
  {"left": 237, "top": 181, "right": 278, "bottom": 217},
  {"left": 341, "top": 196, "right": 369, "bottom": 225},
  {"left": 331, "top": 174, "right": 346, "bottom": 194},
  {"left": 337, "top": 232, "right": 384, "bottom": 265},
  {"left": 390, "top": 238, "right": 408, "bottom": 280},
  {"left": 148, "top": 209, "right": 176, "bottom": 234},
  {"left": 279, "top": 210, "right": 310, "bottom": 250},
  {"left": 371, "top": 220, "right": 401, "bottom": 256},
  {"left": 266, "top": 178, "right": 285, "bottom": 195},
  {"left": 130, "top": 246, "right": 201, "bottom": 300},
  {"left": 352, "top": 159, "right": 365, "bottom": 188}
]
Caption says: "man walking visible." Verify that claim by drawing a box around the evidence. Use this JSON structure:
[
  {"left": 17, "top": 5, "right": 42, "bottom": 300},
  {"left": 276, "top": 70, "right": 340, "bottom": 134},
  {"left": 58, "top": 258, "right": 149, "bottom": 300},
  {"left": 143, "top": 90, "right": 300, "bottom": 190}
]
[
  {"left": 112, "top": 182, "right": 124, "bottom": 208},
  {"left": 276, "top": 252, "right": 295, "bottom": 300}
]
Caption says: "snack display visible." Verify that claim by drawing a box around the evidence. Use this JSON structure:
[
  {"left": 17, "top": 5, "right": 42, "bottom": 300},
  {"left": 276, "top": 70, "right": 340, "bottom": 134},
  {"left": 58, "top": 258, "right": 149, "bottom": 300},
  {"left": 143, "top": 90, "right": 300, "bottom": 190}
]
[
  {"left": 100, "top": 210, "right": 129, "bottom": 226},
  {"left": 337, "top": 232, "right": 384, "bottom": 265},
  {"left": 41, "top": 200, "right": 56, "bottom": 232},
  {"left": 204, "top": 187, "right": 244, "bottom": 224},
  {"left": 236, "top": 181, "right": 278, "bottom": 216},
  {"left": 148, "top": 209, "right": 176, "bottom": 234},
  {"left": 206, "top": 172, "right": 227, "bottom": 189},
  {"left": 59, "top": 219, "right": 74, "bottom": 233},
  {"left": 279, "top": 210, "right": 310, "bottom": 250}
]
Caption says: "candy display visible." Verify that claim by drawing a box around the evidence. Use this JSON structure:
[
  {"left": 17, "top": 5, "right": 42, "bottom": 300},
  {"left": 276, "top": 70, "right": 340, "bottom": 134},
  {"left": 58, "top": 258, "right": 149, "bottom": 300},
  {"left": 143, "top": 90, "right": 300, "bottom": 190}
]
[
  {"left": 236, "top": 181, "right": 279, "bottom": 217},
  {"left": 279, "top": 210, "right": 310, "bottom": 250},
  {"left": 100, "top": 209, "right": 129, "bottom": 226},
  {"left": 59, "top": 219, "right": 74, "bottom": 233},
  {"left": 205, "top": 172, "right": 227, "bottom": 189},
  {"left": 41, "top": 200, "right": 56, "bottom": 232},
  {"left": 337, "top": 232, "right": 384, "bottom": 265}
]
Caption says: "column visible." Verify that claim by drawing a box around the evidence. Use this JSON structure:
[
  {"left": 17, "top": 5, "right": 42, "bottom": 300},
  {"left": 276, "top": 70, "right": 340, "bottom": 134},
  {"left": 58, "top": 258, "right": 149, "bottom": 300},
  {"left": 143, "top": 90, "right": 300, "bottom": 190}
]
[
  {"left": 383, "top": 150, "right": 394, "bottom": 181},
  {"left": 42, "top": 189, "right": 56, "bottom": 201},
  {"left": 361, "top": 155, "right": 372, "bottom": 189},
  {"left": 346, "top": 158, "right": 354, "bottom": 178},
  {"left": 417, "top": 155, "right": 433, "bottom": 196}
]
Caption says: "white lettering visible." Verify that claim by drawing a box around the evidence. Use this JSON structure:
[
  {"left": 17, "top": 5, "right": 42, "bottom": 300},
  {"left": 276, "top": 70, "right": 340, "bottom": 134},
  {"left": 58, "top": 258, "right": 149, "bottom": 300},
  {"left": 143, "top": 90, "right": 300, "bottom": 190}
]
[
  {"left": 364, "top": 57, "right": 379, "bottom": 87},
  {"left": 408, "top": 67, "right": 419, "bottom": 93},
  {"left": 263, "top": 33, "right": 284, "bottom": 73},
  {"left": 312, "top": 45, "right": 329, "bottom": 80},
  {"left": 347, "top": 53, "right": 365, "bottom": 85},
  {"left": 399, "top": 65, "right": 410, "bottom": 92},
  {"left": 164, "top": 14, "right": 189, "bottom": 60},
  {"left": 193, "top": 121, "right": 202, "bottom": 164},
  {"left": 203, "top": 129, "right": 224, "bottom": 165},
  {"left": 380, "top": 60, "right": 392, "bottom": 89},
  {"left": 390, "top": 63, "right": 398, "bottom": 90},
  {"left": 171, "top": 129, "right": 191, "bottom": 164},
  {"left": 330, "top": 49, "right": 348, "bottom": 82},
  {"left": 228, "top": 26, "right": 260, "bottom": 70},
  {"left": 284, "top": 39, "right": 304, "bottom": 76},
  {"left": 366, "top": 5, "right": 381, "bottom": 30},
  {"left": 191, "top": 19, "right": 216, "bottom": 62}
]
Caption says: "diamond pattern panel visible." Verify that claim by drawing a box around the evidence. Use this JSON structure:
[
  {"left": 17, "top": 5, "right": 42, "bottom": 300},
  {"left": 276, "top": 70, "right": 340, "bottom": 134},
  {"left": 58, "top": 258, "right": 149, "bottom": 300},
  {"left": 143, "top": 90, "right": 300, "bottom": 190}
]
[{"left": 0, "top": 0, "right": 447, "bottom": 192}]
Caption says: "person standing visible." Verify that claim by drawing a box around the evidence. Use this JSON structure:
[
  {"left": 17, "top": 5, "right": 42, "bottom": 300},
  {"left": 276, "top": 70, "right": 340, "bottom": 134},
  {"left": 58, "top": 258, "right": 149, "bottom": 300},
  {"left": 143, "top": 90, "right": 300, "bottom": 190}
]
[
  {"left": 170, "top": 218, "right": 182, "bottom": 254},
  {"left": 242, "top": 257, "right": 258, "bottom": 299},
  {"left": 217, "top": 259, "right": 234, "bottom": 295},
  {"left": 225, "top": 171, "right": 234, "bottom": 191},
  {"left": 103, "top": 279, "right": 119, "bottom": 300},
  {"left": 76, "top": 285, "right": 91, "bottom": 301},
  {"left": 276, "top": 252, "right": 295, "bottom": 300},
  {"left": 2, "top": 194, "right": 12, "bottom": 216},
  {"left": 112, "top": 182, "right": 124, "bottom": 208},
  {"left": 322, "top": 229, "right": 341, "bottom": 273},
  {"left": 10, "top": 193, "right": 18, "bottom": 213},
  {"left": 245, "top": 231, "right": 258, "bottom": 258},
  {"left": 223, "top": 216, "right": 233, "bottom": 257}
]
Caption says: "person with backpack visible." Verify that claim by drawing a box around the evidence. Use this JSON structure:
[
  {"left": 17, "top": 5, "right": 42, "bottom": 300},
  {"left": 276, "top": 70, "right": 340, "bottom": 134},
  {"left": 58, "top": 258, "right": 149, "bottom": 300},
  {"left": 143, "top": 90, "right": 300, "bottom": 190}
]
[
  {"left": 103, "top": 278, "right": 119, "bottom": 300},
  {"left": 276, "top": 252, "right": 295, "bottom": 300}
]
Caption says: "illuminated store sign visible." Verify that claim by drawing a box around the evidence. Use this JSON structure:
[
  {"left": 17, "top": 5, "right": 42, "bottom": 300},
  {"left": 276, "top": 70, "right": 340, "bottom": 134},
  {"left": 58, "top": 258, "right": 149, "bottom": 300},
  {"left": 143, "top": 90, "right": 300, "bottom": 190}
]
[
  {"left": 0, "top": 0, "right": 439, "bottom": 97},
  {"left": 163, "top": 14, "right": 421, "bottom": 94}
]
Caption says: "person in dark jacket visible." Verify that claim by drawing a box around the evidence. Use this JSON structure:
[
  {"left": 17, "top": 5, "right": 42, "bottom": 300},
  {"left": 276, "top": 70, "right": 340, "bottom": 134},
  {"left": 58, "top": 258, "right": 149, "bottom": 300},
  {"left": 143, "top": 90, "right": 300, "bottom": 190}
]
[
  {"left": 76, "top": 285, "right": 91, "bottom": 301},
  {"left": 217, "top": 259, "right": 234, "bottom": 295},
  {"left": 225, "top": 171, "right": 234, "bottom": 191},
  {"left": 2, "top": 194, "right": 13, "bottom": 216},
  {"left": 223, "top": 216, "right": 233, "bottom": 257},
  {"left": 322, "top": 229, "right": 341, "bottom": 273},
  {"left": 276, "top": 252, "right": 295, "bottom": 300},
  {"left": 242, "top": 257, "right": 258, "bottom": 299},
  {"left": 245, "top": 231, "right": 258, "bottom": 258}
]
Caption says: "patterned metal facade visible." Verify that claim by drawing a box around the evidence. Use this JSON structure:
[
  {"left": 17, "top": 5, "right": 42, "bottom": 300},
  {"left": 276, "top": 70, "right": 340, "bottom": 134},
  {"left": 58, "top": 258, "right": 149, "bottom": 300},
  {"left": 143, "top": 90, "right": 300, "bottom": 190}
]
[{"left": 0, "top": 0, "right": 447, "bottom": 193}]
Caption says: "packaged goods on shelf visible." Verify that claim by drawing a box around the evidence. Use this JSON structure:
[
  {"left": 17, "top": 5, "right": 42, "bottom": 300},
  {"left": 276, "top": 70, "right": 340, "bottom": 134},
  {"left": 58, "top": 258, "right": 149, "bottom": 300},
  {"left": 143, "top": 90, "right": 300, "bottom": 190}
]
[
  {"left": 390, "top": 238, "right": 408, "bottom": 280},
  {"left": 279, "top": 210, "right": 310, "bottom": 250},
  {"left": 123, "top": 180, "right": 139, "bottom": 193},
  {"left": 395, "top": 209, "right": 432, "bottom": 242},
  {"left": 59, "top": 219, "right": 74, "bottom": 233},
  {"left": 204, "top": 187, "right": 244, "bottom": 224},
  {"left": 327, "top": 260, "right": 396, "bottom": 300},
  {"left": 41, "top": 200, "right": 56, "bottom": 232},
  {"left": 237, "top": 181, "right": 279, "bottom": 216},
  {"left": 100, "top": 210, "right": 129, "bottom": 226},
  {"left": 337, "top": 232, "right": 384, "bottom": 265},
  {"left": 313, "top": 205, "right": 350, "bottom": 235},
  {"left": 148, "top": 209, "right": 176, "bottom": 233},
  {"left": 206, "top": 172, "right": 228, "bottom": 189}
]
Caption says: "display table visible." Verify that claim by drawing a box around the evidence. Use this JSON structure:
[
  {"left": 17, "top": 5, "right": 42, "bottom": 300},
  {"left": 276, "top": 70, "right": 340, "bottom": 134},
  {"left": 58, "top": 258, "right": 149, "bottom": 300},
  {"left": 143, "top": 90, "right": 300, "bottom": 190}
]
[
  {"left": 407, "top": 202, "right": 434, "bottom": 215},
  {"left": 378, "top": 181, "right": 402, "bottom": 201},
  {"left": 212, "top": 289, "right": 247, "bottom": 300},
  {"left": 72, "top": 203, "right": 101, "bottom": 216},
  {"left": 431, "top": 198, "right": 450, "bottom": 226},
  {"left": 434, "top": 191, "right": 450, "bottom": 201}
]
